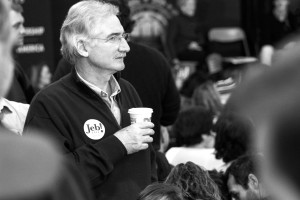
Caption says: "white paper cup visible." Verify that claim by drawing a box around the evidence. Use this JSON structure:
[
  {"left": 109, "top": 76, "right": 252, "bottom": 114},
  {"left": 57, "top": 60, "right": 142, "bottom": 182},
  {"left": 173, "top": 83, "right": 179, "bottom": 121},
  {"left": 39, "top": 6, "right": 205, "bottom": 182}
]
[{"left": 128, "top": 108, "right": 153, "bottom": 124}]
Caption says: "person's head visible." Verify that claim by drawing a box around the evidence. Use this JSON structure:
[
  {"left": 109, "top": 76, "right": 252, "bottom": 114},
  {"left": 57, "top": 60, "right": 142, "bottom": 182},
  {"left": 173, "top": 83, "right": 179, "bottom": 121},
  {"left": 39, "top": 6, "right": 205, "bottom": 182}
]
[
  {"left": 137, "top": 183, "right": 184, "bottom": 200},
  {"left": 8, "top": 0, "right": 25, "bottom": 46},
  {"left": 192, "top": 81, "right": 223, "bottom": 116},
  {"left": 165, "top": 161, "right": 222, "bottom": 200},
  {"left": 273, "top": 0, "right": 289, "bottom": 11},
  {"left": 30, "top": 62, "right": 52, "bottom": 90},
  {"left": 225, "top": 154, "right": 266, "bottom": 200},
  {"left": 177, "top": 0, "right": 196, "bottom": 17},
  {"left": 213, "top": 112, "right": 254, "bottom": 164},
  {"left": 173, "top": 106, "right": 214, "bottom": 147},
  {"left": 180, "top": 71, "right": 208, "bottom": 110},
  {"left": 0, "top": 0, "right": 14, "bottom": 98},
  {"left": 60, "top": 0, "right": 130, "bottom": 72}
]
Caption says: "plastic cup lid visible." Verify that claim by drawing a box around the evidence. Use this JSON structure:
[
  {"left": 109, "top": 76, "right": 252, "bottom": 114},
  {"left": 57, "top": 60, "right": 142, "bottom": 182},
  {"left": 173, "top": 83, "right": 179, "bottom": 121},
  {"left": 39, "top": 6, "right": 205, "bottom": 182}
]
[{"left": 128, "top": 107, "right": 153, "bottom": 114}]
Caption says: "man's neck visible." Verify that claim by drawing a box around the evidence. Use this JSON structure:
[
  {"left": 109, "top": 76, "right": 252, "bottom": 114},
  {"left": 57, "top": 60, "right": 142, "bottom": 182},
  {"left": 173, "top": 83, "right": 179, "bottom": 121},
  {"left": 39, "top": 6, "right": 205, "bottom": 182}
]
[{"left": 75, "top": 63, "right": 113, "bottom": 95}]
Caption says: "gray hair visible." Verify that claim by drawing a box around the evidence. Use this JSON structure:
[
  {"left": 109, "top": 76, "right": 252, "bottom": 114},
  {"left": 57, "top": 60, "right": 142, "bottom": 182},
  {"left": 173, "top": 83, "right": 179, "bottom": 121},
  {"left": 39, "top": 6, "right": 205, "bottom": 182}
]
[{"left": 60, "top": 0, "right": 118, "bottom": 65}]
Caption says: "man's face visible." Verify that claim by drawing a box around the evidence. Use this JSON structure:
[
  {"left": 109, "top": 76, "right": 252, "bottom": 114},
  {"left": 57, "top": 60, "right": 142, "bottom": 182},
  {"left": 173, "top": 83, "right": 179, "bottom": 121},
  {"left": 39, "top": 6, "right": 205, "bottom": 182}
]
[
  {"left": 180, "top": 0, "right": 196, "bottom": 17},
  {"left": 86, "top": 14, "right": 130, "bottom": 73},
  {"left": 9, "top": 9, "right": 25, "bottom": 46},
  {"left": 274, "top": 0, "right": 289, "bottom": 11},
  {"left": 227, "top": 175, "right": 260, "bottom": 200}
]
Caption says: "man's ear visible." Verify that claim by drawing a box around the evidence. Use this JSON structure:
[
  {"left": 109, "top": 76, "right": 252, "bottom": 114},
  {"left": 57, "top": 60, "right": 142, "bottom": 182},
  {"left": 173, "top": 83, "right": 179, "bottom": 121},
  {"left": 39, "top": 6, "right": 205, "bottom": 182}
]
[
  {"left": 248, "top": 173, "right": 259, "bottom": 190},
  {"left": 75, "top": 37, "right": 89, "bottom": 57}
]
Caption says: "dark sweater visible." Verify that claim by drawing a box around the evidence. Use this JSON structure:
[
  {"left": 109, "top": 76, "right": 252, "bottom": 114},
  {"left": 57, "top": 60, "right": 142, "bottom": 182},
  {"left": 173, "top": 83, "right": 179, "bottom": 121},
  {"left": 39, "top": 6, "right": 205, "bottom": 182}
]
[
  {"left": 53, "top": 42, "right": 180, "bottom": 150},
  {"left": 24, "top": 69, "right": 156, "bottom": 200}
]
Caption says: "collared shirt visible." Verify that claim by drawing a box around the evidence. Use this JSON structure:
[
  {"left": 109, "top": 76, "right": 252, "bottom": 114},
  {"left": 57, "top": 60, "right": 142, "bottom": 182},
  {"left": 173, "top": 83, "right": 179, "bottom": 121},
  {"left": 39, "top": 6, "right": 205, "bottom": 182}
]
[
  {"left": 76, "top": 71, "right": 122, "bottom": 125},
  {"left": 0, "top": 98, "right": 30, "bottom": 135}
]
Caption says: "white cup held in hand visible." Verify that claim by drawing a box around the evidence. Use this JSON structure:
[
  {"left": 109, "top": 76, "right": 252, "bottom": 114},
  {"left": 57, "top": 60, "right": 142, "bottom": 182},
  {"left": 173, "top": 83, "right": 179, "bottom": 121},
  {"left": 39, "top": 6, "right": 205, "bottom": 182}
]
[{"left": 128, "top": 108, "right": 153, "bottom": 124}]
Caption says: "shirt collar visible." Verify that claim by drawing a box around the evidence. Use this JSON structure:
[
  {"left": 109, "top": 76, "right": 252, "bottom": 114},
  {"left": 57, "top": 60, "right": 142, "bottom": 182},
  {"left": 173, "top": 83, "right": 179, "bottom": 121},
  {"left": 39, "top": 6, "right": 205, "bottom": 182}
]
[
  {"left": 75, "top": 71, "right": 121, "bottom": 98},
  {"left": 0, "top": 98, "right": 13, "bottom": 114}
]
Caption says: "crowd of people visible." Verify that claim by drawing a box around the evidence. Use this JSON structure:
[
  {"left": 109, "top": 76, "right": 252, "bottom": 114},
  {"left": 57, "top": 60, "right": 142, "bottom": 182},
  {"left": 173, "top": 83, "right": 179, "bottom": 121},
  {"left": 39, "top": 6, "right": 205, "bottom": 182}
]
[{"left": 1, "top": 0, "right": 300, "bottom": 200}]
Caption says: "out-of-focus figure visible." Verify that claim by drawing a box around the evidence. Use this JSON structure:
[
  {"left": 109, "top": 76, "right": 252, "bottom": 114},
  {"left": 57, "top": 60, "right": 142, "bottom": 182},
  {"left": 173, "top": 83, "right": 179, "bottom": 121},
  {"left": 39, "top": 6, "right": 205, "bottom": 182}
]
[
  {"left": 166, "top": 107, "right": 224, "bottom": 170},
  {"left": 259, "top": 0, "right": 300, "bottom": 66},
  {"left": 6, "top": 0, "right": 35, "bottom": 103},
  {"left": 0, "top": 0, "right": 14, "bottom": 98},
  {"left": 165, "top": 0, "right": 205, "bottom": 71},
  {"left": 30, "top": 62, "right": 52, "bottom": 91},
  {"left": 0, "top": 1, "right": 95, "bottom": 199}
]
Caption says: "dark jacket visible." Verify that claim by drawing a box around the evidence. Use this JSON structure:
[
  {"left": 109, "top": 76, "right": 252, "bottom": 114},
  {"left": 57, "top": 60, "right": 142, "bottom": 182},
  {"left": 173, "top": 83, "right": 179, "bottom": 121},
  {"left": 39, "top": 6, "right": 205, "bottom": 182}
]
[
  {"left": 7, "top": 63, "right": 35, "bottom": 104},
  {"left": 53, "top": 42, "right": 180, "bottom": 150},
  {"left": 24, "top": 69, "right": 156, "bottom": 200}
]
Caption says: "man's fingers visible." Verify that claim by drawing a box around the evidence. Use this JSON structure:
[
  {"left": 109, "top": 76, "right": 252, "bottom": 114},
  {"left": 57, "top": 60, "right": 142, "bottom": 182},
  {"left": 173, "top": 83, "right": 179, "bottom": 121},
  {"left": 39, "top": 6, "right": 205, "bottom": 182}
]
[
  {"left": 140, "top": 129, "right": 154, "bottom": 136},
  {"left": 135, "top": 122, "right": 154, "bottom": 129},
  {"left": 143, "top": 136, "right": 153, "bottom": 143}
]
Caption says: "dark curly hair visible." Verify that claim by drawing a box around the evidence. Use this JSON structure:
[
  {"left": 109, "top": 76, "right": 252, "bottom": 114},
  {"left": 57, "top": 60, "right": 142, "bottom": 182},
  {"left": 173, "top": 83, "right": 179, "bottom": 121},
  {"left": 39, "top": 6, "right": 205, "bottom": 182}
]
[
  {"left": 165, "top": 162, "right": 222, "bottom": 200},
  {"left": 214, "top": 112, "right": 254, "bottom": 163},
  {"left": 173, "top": 106, "right": 214, "bottom": 146}
]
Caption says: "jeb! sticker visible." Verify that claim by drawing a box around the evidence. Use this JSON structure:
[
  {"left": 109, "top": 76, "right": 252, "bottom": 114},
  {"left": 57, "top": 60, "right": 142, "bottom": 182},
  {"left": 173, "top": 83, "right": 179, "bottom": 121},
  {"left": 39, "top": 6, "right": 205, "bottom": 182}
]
[{"left": 83, "top": 119, "right": 105, "bottom": 140}]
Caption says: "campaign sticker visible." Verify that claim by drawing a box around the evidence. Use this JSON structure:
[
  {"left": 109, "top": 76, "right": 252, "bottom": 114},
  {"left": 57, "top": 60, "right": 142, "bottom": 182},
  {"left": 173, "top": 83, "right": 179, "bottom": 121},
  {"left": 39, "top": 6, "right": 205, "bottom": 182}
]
[{"left": 83, "top": 119, "right": 105, "bottom": 140}]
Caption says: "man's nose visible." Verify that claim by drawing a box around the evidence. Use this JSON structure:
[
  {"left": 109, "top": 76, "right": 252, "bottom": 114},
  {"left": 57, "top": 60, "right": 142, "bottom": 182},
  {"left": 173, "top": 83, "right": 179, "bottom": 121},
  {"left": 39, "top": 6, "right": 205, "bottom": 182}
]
[
  {"left": 19, "top": 24, "right": 25, "bottom": 36},
  {"left": 119, "top": 38, "right": 130, "bottom": 52}
]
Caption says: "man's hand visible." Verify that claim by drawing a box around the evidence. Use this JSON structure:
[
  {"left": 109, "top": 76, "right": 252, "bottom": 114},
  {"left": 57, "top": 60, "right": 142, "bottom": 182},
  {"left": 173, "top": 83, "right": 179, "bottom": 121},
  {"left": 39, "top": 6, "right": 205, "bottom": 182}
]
[{"left": 114, "top": 122, "right": 154, "bottom": 154}]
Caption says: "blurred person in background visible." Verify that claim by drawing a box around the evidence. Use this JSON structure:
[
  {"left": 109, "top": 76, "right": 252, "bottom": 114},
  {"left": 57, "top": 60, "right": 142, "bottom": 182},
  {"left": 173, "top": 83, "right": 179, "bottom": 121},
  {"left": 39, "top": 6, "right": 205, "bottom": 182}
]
[
  {"left": 214, "top": 112, "right": 255, "bottom": 168},
  {"left": 165, "top": 161, "right": 222, "bottom": 200},
  {"left": 30, "top": 62, "right": 52, "bottom": 91},
  {"left": 6, "top": 0, "right": 35, "bottom": 104},
  {"left": 225, "top": 154, "right": 269, "bottom": 200},
  {"left": 24, "top": 1, "right": 156, "bottom": 200},
  {"left": 259, "top": 0, "right": 300, "bottom": 66},
  {"left": 180, "top": 71, "right": 223, "bottom": 115},
  {"left": 166, "top": 106, "right": 224, "bottom": 170},
  {"left": 0, "top": 0, "right": 14, "bottom": 99},
  {"left": 137, "top": 183, "right": 184, "bottom": 200},
  {"left": 231, "top": 42, "right": 300, "bottom": 200},
  {"left": 165, "top": 0, "right": 206, "bottom": 71},
  {"left": 0, "top": 0, "right": 29, "bottom": 135},
  {"left": 0, "top": 1, "right": 95, "bottom": 199}
]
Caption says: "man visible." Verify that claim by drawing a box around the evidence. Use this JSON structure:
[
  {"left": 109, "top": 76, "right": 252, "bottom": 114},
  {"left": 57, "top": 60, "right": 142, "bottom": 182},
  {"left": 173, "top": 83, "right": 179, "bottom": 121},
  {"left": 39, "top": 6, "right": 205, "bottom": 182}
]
[
  {"left": 53, "top": 0, "right": 180, "bottom": 151},
  {"left": 6, "top": 0, "right": 35, "bottom": 103},
  {"left": 0, "top": 0, "right": 14, "bottom": 99},
  {"left": 24, "top": 1, "right": 156, "bottom": 200},
  {"left": 226, "top": 155, "right": 269, "bottom": 200}
]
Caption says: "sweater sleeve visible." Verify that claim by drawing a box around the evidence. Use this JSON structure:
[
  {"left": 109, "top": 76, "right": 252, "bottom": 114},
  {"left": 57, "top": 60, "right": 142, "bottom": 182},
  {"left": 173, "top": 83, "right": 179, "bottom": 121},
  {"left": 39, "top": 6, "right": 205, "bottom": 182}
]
[{"left": 23, "top": 100, "right": 127, "bottom": 188}]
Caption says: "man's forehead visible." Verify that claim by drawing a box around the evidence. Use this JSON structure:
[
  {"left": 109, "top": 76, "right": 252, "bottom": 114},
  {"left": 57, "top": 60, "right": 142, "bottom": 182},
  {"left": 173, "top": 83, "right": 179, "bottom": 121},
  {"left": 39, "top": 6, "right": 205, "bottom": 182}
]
[
  {"left": 9, "top": 9, "right": 24, "bottom": 23},
  {"left": 228, "top": 175, "right": 240, "bottom": 190},
  {"left": 93, "top": 15, "right": 124, "bottom": 36}
]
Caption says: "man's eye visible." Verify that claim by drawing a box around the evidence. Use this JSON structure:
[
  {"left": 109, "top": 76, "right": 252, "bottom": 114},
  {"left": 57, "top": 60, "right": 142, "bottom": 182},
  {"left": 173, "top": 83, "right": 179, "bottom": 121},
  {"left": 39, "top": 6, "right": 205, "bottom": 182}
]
[{"left": 108, "top": 36, "right": 118, "bottom": 42}]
